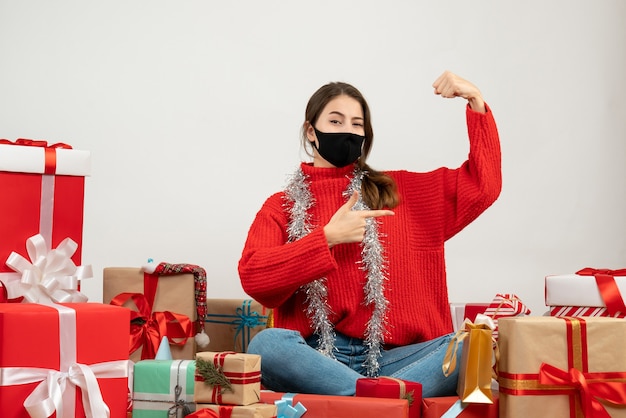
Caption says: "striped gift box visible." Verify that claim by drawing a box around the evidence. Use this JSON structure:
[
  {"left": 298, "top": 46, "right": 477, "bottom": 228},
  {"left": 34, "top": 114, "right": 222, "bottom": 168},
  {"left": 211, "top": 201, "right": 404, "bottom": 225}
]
[
  {"left": 549, "top": 305, "right": 626, "bottom": 318},
  {"left": 482, "top": 294, "right": 531, "bottom": 339}
]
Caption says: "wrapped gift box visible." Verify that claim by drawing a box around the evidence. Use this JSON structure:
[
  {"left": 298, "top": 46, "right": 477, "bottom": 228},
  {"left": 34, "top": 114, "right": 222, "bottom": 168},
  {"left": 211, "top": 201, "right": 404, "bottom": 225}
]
[
  {"left": 195, "top": 403, "right": 277, "bottom": 418},
  {"left": 549, "top": 305, "right": 626, "bottom": 318},
  {"left": 194, "top": 351, "right": 261, "bottom": 406},
  {"left": 201, "top": 299, "right": 268, "bottom": 353},
  {"left": 0, "top": 303, "right": 131, "bottom": 417},
  {"left": 545, "top": 268, "right": 626, "bottom": 317},
  {"left": 498, "top": 316, "right": 626, "bottom": 417},
  {"left": 103, "top": 266, "right": 199, "bottom": 361},
  {"left": 0, "top": 139, "right": 90, "bottom": 286},
  {"left": 260, "top": 391, "right": 409, "bottom": 418},
  {"left": 450, "top": 303, "right": 490, "bottom": 331},
  {"left": 133, "top": 359, "right": 196, "bottom": 417},
  {"left": 450, "top": 294, "right": 530, "bottom": 340},
  {"left": 355, "top": 377, "right": 421, "bottom": 418},
  {"left": 421, "top": 395, "right": 499, "bottom": 418}
]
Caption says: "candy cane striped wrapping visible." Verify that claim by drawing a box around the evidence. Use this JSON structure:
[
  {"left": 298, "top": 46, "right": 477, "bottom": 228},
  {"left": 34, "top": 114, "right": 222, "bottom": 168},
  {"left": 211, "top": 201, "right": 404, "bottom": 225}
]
[
  {"left": 549, "top": 306, "right": 626, "bottom": 318},
  {"left": 482, "top": 294, "right": 531, "bottom": 339}
]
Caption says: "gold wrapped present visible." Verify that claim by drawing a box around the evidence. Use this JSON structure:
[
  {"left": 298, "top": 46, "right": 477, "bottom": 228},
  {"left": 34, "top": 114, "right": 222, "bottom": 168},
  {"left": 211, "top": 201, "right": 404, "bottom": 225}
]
[
  {"left": 200, "top": 299, "right": 269, "bottom": 353},
  {"left": 195, "top": 403, "right": 277, "bottom": 418},
  {"left": 498, "top": 316, "right": 626, "bottom": 417},
  {"left": 103, "top": 266, "right": 197, "bottom": 361},
  {"left": 194, "top": 351, "right": 261, "bottom": 406}
]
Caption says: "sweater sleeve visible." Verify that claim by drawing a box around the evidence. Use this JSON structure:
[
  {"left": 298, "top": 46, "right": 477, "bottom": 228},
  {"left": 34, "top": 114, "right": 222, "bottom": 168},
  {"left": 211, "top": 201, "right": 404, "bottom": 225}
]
[
  {"left": 442, "top": 103, "right": 502, "bottom": 240},
  {"left": 238, "top": 193, "right": 338, "bottom": 308}
]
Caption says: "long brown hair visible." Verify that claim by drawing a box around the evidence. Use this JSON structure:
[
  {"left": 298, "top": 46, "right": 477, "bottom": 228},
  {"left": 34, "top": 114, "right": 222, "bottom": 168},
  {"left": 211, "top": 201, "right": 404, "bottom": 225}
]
[{"left": 301, "top": 82, "right": 399, "bottom": 209}]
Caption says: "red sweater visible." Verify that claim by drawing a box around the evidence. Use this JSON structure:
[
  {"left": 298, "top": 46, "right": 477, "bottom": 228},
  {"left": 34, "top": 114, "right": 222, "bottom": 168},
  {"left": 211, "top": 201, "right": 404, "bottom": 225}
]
[{"left": 239, "top": 105, "right": 501, "bottom": 347}]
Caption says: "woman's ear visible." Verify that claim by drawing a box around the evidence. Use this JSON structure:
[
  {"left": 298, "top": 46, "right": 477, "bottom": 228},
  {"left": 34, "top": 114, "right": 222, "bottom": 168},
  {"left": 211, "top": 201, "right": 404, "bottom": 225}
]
[{"left": 304, "top": 121, "right": 316, "bottom": 144}]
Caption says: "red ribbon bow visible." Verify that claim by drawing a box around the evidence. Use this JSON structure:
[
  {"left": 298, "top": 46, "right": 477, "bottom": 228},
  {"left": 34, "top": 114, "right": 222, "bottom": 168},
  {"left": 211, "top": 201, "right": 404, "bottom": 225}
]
[
  {"left": 576, "top": 268, "right": 626, "bottom": 315},
  {"left": 0, "top": 138, "right": 72, "bottom": 149},
  {"left": 0, "top": 281, "right": 24, "bottom": 303},
  {"left": 110, "top": 292, "right": 193, "bottom": 359},
  {"left": 539, "top": 363, "right": 626, "bottom": 418}
]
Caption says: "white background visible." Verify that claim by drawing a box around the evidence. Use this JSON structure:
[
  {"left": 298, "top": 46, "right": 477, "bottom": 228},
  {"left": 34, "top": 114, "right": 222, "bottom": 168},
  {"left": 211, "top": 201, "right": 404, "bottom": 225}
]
[{"left": 1, "top": 1, "right": 625, "bottom": 316}]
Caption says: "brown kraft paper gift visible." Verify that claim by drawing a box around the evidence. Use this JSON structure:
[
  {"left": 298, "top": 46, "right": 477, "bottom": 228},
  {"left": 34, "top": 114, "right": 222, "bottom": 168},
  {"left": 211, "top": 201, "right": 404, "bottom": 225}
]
[{"left": 103, "top": 266, "right": 196, "bottom": 361}]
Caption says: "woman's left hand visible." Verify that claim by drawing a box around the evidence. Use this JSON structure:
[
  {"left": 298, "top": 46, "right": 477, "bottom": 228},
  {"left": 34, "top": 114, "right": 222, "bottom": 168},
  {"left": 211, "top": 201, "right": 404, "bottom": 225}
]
[{"left": 432, "top": 71, "right": 486, "bottom": 113}]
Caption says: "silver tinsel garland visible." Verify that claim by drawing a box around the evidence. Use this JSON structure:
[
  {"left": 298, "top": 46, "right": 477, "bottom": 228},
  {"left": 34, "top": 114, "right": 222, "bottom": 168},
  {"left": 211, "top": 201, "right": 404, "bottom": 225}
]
[{"left": 283, "top": 166, "right": 389, "bottom": 377}]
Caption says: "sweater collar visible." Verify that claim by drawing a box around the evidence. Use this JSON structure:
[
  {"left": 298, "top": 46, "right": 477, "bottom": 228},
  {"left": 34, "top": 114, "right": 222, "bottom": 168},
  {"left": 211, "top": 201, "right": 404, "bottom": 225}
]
[{"left": 299, "top": 162, "right": 356, "bottom": 181}]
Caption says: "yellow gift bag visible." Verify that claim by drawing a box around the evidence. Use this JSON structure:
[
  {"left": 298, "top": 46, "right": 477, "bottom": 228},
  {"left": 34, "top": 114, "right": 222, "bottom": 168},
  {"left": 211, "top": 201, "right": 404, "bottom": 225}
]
[{"left": 442, "top": 314, "right": 496, "bottom": 404}]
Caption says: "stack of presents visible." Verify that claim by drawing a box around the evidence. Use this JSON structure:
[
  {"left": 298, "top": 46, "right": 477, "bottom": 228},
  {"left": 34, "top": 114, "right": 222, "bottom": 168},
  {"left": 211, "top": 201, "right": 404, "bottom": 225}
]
[{"left": 1, "top": 138, "right": 626, "bottom": 417}]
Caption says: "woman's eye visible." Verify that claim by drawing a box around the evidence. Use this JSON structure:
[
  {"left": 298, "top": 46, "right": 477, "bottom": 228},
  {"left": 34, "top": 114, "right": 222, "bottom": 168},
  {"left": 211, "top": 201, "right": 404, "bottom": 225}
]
[
  {"left": 353, "top": 123, "right": 364, "bottom": 127},
  {"left": 330, "top": 120, "right": 341, "bottom": 125}
]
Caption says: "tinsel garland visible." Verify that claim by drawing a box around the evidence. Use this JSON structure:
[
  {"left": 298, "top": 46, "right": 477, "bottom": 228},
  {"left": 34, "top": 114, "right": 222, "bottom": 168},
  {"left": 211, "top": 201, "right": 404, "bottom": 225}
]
[{"left": 283, "top": 166, "right": 389, "bottom": 377}]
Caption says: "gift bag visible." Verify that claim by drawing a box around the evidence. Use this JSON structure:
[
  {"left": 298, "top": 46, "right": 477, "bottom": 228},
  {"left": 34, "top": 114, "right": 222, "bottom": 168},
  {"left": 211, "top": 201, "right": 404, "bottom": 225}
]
[{"left": 443, "top": 315, "right": 495, "bottom": 404}]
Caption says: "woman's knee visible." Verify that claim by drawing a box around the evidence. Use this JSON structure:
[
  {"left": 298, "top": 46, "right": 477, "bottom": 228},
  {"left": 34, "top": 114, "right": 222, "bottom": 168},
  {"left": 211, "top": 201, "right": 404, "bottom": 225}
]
[{"left": 247, "top": 328, "right": 303, "bottom": 358}]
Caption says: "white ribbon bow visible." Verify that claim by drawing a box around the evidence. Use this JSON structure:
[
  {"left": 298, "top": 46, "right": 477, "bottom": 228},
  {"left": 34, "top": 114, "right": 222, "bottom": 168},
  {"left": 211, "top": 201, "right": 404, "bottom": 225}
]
[{"left": 4, "top": 234, "right": 91, "bottom": 303}]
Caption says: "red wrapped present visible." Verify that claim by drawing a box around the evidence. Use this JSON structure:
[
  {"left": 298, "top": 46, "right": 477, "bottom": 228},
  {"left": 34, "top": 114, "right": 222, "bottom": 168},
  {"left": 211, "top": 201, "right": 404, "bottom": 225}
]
[
  {"left": 195, "top": 403, "right": 277, "bottom": 417},
  {"left": 0, "top": 303, "right": 131, "bottom": 417},
  {"left": 449, "top": 303, "right": 490, "bottom": 331},
  {"left": 546, "top": 268, "right": 626, "bottom": 317},
  {"left": 356, "top": 377, "right": 421, "bottom": 418},
  {"left": 0, "top": 139, "right": 89, "bottom": 280},
  {"left": 421, "top": 395, "right": 499, "bottom": 418},
  {"left": 260, "top": 391, "right": 409, "bottom": 418},
  {"left": 498, "top": 316, "right": 626, "bottom": 417}
]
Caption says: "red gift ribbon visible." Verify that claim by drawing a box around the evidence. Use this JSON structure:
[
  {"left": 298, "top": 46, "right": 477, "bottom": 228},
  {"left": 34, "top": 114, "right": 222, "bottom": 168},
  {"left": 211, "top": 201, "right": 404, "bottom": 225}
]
[
  {"left": 0, "top": 138, "right": 72, "bottom": 174},
  {"left": 576, "top": 268, "right": 626, "bottom": 315},
  {"left": 110, "top": 292, "right": 193, "bottom": 359},
  {"left": 499, "top": 317, "right": 626, "bottom": 417},
  {"left": 0, "top": 280, "right": 24, "bottom": 303},
  {"left": 539, "top": 363, "right": 626, "bottom": 418}
]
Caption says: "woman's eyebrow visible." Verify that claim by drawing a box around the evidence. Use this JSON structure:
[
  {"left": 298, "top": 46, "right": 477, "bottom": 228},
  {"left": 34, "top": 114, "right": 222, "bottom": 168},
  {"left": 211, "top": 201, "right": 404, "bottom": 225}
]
[{"left": 328, "top": 110, "right": 363, "bottom": 121}]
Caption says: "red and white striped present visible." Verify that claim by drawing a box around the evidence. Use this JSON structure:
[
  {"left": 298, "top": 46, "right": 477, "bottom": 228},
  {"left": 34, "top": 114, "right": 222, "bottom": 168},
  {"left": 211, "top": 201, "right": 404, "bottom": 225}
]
[
  {"left": 482, "top": 294, "right": 531, "bottom": 339},
  {"left": 549, "top": 306, "right": 626, "bottom": 318},
  {"left": 545, "top": 268, "right": 626, "bottom": 318}
]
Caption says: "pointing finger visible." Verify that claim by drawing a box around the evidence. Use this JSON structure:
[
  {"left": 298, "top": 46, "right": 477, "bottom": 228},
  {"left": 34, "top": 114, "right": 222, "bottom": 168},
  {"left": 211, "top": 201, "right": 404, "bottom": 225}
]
[{"left": 362, "top": 209, "right": 395, "bottom": 218}]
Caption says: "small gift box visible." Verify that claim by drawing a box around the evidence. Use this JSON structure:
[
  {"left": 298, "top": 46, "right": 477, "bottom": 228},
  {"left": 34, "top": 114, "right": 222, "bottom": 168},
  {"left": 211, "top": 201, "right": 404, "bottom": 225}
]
[
  {"left": 194, "top": 351, "right": 261, "bottom": 406},
  {"left": 443, "top": 315, "right": 496, "bottom": 404},
  {"left": 483, "top": 293, "right": 530, "bottom": 339},
  {"left": 0, "top": 139, "right": 90, "bottom": 278},
  {"left": 421, "top": 395, "right": 499, "bottom": 418},
  {"left": 450, "top": 294, "right": 530, "bottom": 339},
  {"left": 104, "top": 262, "right": 208, "bottom": 361},
  {"left": 0, "top": 303, "right": 131, "bottom": 417},
  {"left": 132, "top": 359, "right": 196, "bottom": 418},
  {"left": 545, "top": 268, "right": 626, "bottom": 317},
  {"left": 355, "top": 377, "right": 422, "bottom": 418},
  {"left": 260, "top": 391, "right": 409, "bottom": 418},
  {"left": 498, "top": 316, "right": 626, "bottom": 417},
  {"left": 202, "top": 299, "right": 269, "bottom": 353},
  {"left": 449, "top": 303, "right": 490, "bottom": 331},
  {"left": 195, "top": 403, "right": 277, "bottom": 418}
]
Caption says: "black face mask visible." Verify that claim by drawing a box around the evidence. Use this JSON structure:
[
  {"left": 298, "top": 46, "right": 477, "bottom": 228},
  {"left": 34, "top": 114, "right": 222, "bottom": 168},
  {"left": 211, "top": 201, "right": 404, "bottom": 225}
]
[{"left": 313, "top": 127, "right": 365, "bottom": 168}]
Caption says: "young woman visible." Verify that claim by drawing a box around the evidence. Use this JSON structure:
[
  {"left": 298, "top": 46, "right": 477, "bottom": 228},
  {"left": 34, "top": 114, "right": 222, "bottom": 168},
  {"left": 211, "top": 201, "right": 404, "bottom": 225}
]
[{"left": 238, "top": 71, "right": 501, "bottom": 397}]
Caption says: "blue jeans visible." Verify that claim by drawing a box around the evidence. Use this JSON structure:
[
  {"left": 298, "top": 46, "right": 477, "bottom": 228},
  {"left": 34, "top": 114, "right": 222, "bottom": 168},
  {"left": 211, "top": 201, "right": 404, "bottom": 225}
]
[{"left": 247, "top": 328, "right": 461, "bottom": 397}]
